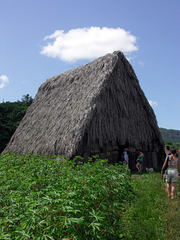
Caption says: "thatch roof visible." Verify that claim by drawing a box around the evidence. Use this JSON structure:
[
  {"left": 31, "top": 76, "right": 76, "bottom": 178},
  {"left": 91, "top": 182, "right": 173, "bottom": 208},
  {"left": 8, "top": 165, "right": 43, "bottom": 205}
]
[{"left": 3, "top": 51, "right": 164, "bottom": 157}]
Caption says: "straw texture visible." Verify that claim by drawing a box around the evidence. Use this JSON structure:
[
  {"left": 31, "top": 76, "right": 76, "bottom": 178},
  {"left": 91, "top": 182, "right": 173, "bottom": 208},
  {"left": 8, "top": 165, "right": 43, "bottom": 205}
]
[{"left": 3, "top": 51, "right": 164, "bottom": 163}]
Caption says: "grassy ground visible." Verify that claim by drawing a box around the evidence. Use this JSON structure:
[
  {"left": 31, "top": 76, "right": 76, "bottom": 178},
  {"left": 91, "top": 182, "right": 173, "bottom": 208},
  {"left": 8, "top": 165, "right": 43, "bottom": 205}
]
[
  {"left": 163, "top": 178, "right": 180, "bottom": 240},
  {"left": 120, "top": 172, "right": 180, "bottom": 240}
]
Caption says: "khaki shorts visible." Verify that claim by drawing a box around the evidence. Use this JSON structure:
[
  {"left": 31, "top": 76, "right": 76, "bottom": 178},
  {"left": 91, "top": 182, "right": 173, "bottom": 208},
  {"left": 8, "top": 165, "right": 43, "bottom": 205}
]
[{"left": 166, "top": 168, "right": 178, "bottom": 183}]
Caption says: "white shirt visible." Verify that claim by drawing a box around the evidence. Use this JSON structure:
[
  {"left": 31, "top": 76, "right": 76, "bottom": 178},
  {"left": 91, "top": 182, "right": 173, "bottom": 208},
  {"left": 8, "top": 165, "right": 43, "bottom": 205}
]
[{"left": 123, "top": 151, "right": 129, "bottom": 161}]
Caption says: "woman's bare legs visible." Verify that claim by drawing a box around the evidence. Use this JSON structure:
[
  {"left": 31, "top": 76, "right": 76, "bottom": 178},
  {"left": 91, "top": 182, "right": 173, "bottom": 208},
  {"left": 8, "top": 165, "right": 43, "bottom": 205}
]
[
  {"left": 167, "top": 182, "right": 171, "bottom": 198},
  {"left": 171, "top": 183, "right": 176, "bottom": 199},
  {"left": 139, "top": 163, "right": 142, "bottom": 172},
  {"left": 136, "top": 162, "right": 140, "bottom": 172}
]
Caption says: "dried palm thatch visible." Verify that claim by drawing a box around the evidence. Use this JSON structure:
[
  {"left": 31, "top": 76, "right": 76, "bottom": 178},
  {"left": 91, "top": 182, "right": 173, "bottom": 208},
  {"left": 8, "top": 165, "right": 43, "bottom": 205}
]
[{"left": 3, "top": 51, "right": 164, "bottom": 167}]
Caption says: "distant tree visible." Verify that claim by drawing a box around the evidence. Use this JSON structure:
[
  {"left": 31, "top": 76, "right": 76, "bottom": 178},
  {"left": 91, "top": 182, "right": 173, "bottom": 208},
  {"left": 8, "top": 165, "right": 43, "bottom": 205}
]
[{"left": 21, "top": 94, "right": 33, "bottom": 106}]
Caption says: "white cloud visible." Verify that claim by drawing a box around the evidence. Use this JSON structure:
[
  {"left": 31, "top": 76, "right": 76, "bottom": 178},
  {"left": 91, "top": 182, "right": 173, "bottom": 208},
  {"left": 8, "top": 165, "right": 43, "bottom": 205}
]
[
  {"left": 40, "top": 27, "right": 138, "bottom": 62},
  {"left": 0, "top": 75, "right": 9, "bottom": 89},
  {"left": 148, "top": 100, "right": 158, "bottom": 107}
]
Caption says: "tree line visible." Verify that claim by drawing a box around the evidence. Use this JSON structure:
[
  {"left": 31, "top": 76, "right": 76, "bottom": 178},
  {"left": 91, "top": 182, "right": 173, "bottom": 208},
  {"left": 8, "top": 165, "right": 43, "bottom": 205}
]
[{"left": 0, "top": 94, "right": 33, "bottom": 153}]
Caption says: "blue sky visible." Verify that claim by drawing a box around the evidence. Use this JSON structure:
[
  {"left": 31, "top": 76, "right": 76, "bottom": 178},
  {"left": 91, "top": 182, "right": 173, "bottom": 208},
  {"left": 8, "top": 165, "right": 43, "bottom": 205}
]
[{"left": 0, "top": 0, "right": 179, "bottom": 130}]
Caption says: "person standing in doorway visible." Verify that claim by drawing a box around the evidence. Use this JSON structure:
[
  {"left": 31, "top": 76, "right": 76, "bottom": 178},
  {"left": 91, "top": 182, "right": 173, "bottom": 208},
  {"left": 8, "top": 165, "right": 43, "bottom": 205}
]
[
  {"left": 136, "top": 149, "right": 144, "bottom": 172},
  {"left": 122, "top": 148, "right": 129, "bottom": 167}
]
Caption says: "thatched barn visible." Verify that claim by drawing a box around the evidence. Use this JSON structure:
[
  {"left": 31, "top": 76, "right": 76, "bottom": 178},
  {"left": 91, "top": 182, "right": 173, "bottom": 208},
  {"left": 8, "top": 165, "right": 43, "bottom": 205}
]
[{"left": 3, "top": 51, "right": 164, "bottom": 170}]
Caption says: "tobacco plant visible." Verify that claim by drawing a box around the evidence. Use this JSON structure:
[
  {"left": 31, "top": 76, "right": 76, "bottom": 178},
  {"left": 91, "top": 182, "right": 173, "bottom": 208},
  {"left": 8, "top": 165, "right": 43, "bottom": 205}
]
[{"left": 0, "top": 153, "right": 132, "bottom": 239}]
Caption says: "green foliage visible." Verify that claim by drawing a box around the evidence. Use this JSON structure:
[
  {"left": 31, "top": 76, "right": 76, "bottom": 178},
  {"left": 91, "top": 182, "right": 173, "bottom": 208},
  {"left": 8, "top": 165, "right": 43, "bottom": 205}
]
[
  {"left": 1, "top": 154, "right": 179, "bottom": 239},
  {"left": 164, "top": 141, "right": 180, "bottom": 150},
  {"left": 0, "top": 95, "right": 33, "bottom": 153},
  {"left": 0, "top": 153, "right": 132, "bottom": 239},
  {"left": 160, "top": 128, "right": 180, "bottom": 144},
  {"left": 21, "top": 94, "right": 33, "bottom": 106}
]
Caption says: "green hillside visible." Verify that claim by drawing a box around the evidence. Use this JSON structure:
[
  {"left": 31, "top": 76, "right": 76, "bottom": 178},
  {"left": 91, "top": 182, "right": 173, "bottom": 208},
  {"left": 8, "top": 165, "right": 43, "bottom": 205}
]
[{"left": 159, "top": 128, "right": 180, "bottom": 144}]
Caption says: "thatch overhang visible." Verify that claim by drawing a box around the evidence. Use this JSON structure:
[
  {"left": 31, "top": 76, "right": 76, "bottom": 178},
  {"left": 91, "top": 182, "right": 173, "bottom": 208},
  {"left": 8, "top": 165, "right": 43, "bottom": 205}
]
[{"left": 3, "top": 51, "right": 164, "bottom": 168}]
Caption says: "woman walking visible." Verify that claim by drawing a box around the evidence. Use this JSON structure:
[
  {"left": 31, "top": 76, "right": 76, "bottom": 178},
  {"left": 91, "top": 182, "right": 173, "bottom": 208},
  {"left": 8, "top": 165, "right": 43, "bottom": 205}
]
[{"left": 161, "top": 148, "right": 180, "bottom": 199}]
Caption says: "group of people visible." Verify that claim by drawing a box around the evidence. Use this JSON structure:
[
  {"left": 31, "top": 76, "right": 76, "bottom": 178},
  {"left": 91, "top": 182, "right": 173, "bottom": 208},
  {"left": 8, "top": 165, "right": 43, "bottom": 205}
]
[
  {"left": 122, "top": 148, "right": 144, "bottom": 172},
  {"left": 122, "top": 146, "right": 179, "bottom": 199},
  {"left": 161, "top": 146, "right": 180, "bottom": 200}
]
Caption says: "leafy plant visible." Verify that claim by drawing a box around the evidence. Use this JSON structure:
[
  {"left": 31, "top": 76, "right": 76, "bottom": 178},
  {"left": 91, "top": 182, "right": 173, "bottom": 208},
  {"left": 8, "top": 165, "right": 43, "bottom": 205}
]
[
  {"left": 0, "top": 153, "right": 132, "bottom": 239},
  {"left": 1, "top": 154, "right": 178, "bottom": 239}
]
